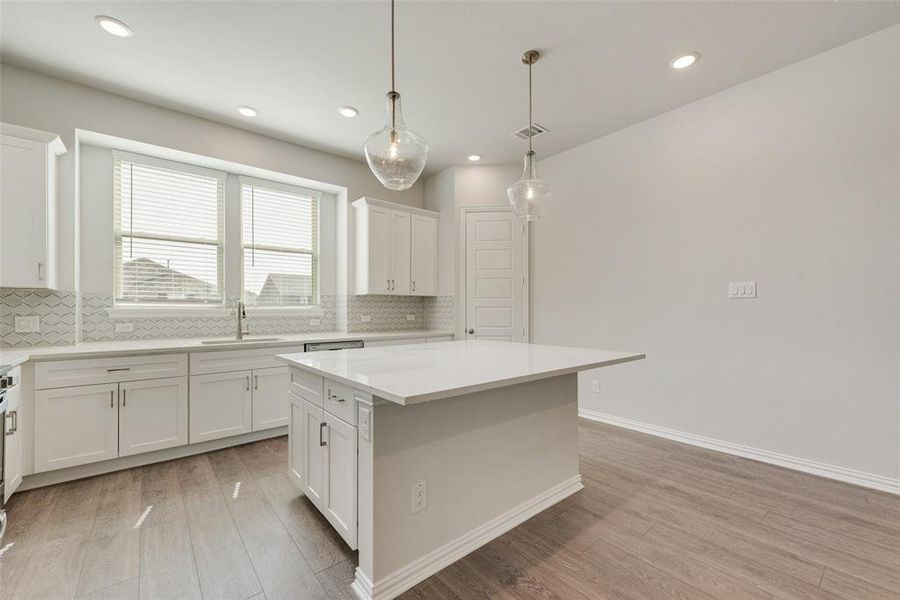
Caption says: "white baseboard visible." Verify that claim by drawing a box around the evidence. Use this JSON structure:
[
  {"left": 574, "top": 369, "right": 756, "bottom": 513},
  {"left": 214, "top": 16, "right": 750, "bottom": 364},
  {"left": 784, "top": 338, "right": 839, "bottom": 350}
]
[
  {"left": 579, "top": 408, "right": 900, "bottom": 496},
  {"left": 351, "top": 474, "right": 584, "bottom": 600},
  {"left": 19, "top": 427, "right": 287, "bottom": 491}
]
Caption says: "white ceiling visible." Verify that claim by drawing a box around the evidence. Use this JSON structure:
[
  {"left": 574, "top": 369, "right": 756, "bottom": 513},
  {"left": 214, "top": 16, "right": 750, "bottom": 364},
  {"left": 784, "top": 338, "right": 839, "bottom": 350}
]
[{"left": 2, "top": 1, "right": 899, "bottom": 174}]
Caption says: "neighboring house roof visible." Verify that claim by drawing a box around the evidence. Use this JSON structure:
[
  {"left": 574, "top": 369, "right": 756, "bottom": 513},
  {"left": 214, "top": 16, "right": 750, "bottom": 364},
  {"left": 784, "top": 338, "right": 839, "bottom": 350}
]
[
  {"left": 257, "top": 272, "right": 313, "bottom": 305},
  {"left": 121, "top": 257, "right": 217, "bottom": 299}
]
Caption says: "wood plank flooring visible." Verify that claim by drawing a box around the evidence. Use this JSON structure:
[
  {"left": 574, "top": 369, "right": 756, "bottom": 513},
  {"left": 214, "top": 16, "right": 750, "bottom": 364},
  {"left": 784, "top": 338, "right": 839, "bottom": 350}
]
[{"left": 3, "top": 420, "right": 899, "bottom": 599}]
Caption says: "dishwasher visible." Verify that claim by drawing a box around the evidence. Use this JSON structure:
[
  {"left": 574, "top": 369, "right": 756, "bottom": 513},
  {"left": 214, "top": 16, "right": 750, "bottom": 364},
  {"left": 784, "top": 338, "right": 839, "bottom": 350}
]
[{"left": 304, "top": 340, "right": 364, "bottom": 352}]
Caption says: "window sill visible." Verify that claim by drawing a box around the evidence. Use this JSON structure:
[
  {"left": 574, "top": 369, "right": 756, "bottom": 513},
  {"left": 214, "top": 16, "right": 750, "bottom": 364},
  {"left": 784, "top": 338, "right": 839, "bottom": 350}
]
[{"left": 106, "top": 306, "right": 232, "bottom": 319}]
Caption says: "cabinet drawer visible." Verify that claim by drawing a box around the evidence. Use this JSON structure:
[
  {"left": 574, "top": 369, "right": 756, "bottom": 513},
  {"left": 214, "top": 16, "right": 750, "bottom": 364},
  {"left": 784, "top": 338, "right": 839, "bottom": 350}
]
[
  {"left": 35, "top": 353, "right": 188, "bottom": 389},
  {"left": 426, "top": 335, "right": 455, "bottom": 343},
  {"left": 366, "top": 337, "right": 426, "bottom": 347},
  {"left": 290, "top": 367, "right": 324, "bottom": 406},
  {"left": 190, "top": 346, "right": 305, "bottom": 375},
  {"left": 324, "top": 379, "right": 360, "bottom": 425}
]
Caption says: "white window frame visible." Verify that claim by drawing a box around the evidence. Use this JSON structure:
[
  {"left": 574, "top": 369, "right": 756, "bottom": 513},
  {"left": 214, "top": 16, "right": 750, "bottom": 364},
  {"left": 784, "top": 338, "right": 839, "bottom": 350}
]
[
  {"left": 112, "top": 150, "right": 226, "bottom": 311},
  {"left": 239, "top": 176, "right": 322, "bottom": 311}
]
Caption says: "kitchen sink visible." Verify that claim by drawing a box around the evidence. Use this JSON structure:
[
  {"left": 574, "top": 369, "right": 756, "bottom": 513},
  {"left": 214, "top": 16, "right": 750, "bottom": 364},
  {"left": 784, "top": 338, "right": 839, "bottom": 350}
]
[{"left": 200, "top": 337, "right": 284, "bottom": 345}]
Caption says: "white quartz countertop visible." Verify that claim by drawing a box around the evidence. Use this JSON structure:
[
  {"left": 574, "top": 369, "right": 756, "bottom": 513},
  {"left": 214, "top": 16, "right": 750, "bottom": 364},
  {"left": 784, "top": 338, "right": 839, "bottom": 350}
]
[
  {"left": 0, "top": 329, "right": 453, "bottom": 365},
  {"left": 278, "top": 339, "right": 645, "bottom": 405}
]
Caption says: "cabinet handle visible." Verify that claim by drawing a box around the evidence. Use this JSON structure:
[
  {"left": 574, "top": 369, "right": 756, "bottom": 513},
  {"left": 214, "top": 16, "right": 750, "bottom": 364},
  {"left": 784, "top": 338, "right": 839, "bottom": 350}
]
[
  {"left": 122, "top": 389, "right": 126, "bottom": 407},
  {"left": 110, "top": 390, "right": 115, "bottom": 408},
  {"left": 5, "top": 411, "right": 15, "bottom": 436},
  {"left": 245, "top": 375, "right": 250, "bottom": 391},
  {"left": 387, "top": 278, "right": 390, "bottom": 290},
  {"left": 412, "top": 281, "right": 416, "bottom": 292},
  {"left": 254, "top": 375, "right": 258, "bottom": 390},
  {"left": 106, "top": 367, "right": 130, "bottom": 372},
  {"left": 37, "top": 262, "right": 44, "bottom": 280},
  {"left": 319, "top": 422, "right": 327, "bottom": 447}
]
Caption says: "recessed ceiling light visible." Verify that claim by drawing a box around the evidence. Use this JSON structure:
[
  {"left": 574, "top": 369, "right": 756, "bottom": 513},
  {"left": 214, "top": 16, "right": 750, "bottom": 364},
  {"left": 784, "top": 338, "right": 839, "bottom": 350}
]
[
  {"left": 338, "top": 106, "right": 359, "bottom": 118},
  {"left": 237, "top": 106, "right": 258, "bottom": 118},
  {"left": 95, "top": 15, "right": 133, "bottom": 38},
  {"left": 670, "top": 53, "right": 699, "bottom": 70},
  {"left": 467, "top": 154, "right": 482, "bottom": 162}
]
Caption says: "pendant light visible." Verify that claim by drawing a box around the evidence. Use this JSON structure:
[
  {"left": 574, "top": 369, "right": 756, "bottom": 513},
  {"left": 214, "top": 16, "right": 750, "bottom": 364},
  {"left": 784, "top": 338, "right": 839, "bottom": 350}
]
[
  {"left": 364, "top": 0, "right": 428, "bottom": 191},
  {"left": 508, "top": 50, "right": 551, "bottom": 221}
]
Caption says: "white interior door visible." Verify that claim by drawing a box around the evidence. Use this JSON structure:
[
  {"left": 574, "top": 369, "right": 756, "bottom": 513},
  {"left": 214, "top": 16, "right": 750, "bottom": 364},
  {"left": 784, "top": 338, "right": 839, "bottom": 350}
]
[{"left": 465, "top": 210, "right": 526, "bottom": 341}]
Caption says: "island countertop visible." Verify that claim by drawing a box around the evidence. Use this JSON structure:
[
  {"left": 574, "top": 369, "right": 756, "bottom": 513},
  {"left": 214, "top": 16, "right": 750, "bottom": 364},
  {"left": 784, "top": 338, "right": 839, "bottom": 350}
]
[{"left": 278, "top": 339, "right": 644, "bottom": 405}]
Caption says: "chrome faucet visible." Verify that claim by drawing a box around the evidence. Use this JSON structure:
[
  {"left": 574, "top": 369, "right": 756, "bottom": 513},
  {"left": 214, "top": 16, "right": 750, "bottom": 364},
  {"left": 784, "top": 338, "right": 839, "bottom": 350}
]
[{"left": 236, "top": 300, "right": 250, "bottom": 340}]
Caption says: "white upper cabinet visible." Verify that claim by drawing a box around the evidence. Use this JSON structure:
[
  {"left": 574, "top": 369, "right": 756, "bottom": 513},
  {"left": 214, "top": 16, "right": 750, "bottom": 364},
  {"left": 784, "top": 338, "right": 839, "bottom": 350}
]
[
  {"left": 0, "top": 123, "right": 66, "bottom": 289},
  {"left": 410, "top": 214, "right": 437, "bottom": 296},
  {"left": 353, "top": 197, "right": 438, "bottom": 296}
]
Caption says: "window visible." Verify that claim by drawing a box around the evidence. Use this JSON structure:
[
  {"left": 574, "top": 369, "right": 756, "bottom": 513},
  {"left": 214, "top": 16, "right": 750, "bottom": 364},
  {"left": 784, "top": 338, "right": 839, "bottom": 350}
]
[
  {"left": 241, "top": 178, "right": 320, "bottom": 307},
  {"left": 113, "top": 152, "right": 224, "bottom": 306}
]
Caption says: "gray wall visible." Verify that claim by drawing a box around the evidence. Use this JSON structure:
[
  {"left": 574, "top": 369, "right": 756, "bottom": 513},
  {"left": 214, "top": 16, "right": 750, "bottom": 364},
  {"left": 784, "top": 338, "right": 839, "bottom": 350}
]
[{"left": 532, "top": 25, "right": 900, "bottom": 480}]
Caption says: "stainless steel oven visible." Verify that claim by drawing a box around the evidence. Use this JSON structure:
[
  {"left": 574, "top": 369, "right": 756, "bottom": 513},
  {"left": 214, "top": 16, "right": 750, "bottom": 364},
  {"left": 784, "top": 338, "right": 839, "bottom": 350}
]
[{"left": 0, "top": 365, "right": 13, "bottom": 542}]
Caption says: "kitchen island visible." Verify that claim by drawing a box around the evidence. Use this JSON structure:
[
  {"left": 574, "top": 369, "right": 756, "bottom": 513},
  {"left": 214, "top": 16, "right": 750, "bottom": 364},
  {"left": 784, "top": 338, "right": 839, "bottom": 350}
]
[{"left": 278, "top": 339, "right": 644, "bottom": 600}]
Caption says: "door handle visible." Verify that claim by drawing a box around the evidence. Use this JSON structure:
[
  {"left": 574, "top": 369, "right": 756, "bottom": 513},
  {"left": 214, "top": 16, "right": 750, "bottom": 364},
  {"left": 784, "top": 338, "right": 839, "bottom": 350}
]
[
  {"left": 319, "top": 422, "right": 327, "bottom": 447},
  {"left": 467, "top": 328, "right": 475, "bottom": 334}
]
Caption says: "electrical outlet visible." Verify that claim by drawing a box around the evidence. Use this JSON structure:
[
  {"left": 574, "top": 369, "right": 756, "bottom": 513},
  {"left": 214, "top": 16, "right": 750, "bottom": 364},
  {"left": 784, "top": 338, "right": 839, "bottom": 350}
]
[
  {"left": 728, "top": 282, "right": 757, "bottom": 299},
  {"left": 406, "top": 314, "right": 417, "bottom": 321},
  {"left": 359, "top": 407, "right": 371, "bottom": 441},
  {"left": 115, "top": 322, "right": 134, "bottom": 333},
  {"left": 309, "top": 318, "right": 321, "bottom": 327},
  {"left": 14, "top": 316, "right": 40, "bottom": 333},
  {"left": 591, "top": 380, "right": 601, "bottom": 393},
  {"left": 412, "top": 481, "right": 427, "bottom": 514},
  {"left": 361, "top": 315, "right": 372, "bottom": 323}
]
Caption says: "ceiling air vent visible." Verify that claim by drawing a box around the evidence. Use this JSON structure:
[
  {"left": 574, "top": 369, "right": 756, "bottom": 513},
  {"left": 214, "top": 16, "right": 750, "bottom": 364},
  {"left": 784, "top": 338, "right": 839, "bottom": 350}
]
[{"left": 512, "top": 123, "right": 549, "bottom": 140}]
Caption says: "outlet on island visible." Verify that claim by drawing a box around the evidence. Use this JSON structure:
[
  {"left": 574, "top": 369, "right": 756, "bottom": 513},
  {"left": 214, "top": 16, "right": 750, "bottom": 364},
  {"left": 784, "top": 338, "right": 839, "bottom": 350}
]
[{"left": 412, "top": 480, "right": 427, "bottom": 514}]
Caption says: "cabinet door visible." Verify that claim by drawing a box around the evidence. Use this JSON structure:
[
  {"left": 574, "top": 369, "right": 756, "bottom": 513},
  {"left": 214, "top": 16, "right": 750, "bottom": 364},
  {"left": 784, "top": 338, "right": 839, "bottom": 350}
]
[
  {"left": 411, "top": 214, "right": 437, "bottom": 296},
  {"left": 34, "top": 383, "right": 119, "bottom": 473},
  {"left": 252, "top": 366, "right": 290, "bottom": 431},
  {"left": 390, "top": 210, "right": 411, "bottom": 294},
  {"left": 119, "top": 377, "right": 188, "bottom": 456},
  {"left": 189, "top": 371, "right": 252, "bottom": 443},
  {"left": 288, "top": 393, "right": 305, "bottom": 490},
  {"left": 368, "top": 205, "right": 392, "bottom": 294},
  {"left": 0, "top": 135, "right": 49, "bottom": 288},
  {"left": 302, "top": 399, "right": 326, "bottom": 510},
  {"left": 4, "top": 385, "right": 23, "bottom": 501},
  {"left": 324, "top": 412, "right": 358, "bottom": 549}
]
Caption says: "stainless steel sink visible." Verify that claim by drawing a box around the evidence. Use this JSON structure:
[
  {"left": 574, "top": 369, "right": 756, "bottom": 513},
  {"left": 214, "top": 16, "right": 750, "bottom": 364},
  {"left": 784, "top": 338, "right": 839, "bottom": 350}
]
[{"left": 200, "top": 337, "right": 283, "bottom": 345}]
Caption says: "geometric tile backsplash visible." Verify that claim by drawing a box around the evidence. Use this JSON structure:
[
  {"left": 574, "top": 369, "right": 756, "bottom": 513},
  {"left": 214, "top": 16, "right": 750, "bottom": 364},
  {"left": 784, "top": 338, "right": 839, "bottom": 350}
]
[
  {"left": 0, "top": 287, "right": 453, "bottom": 347},
  {"left": 0, "top": 288, "right": 77, "bottom": 347}
]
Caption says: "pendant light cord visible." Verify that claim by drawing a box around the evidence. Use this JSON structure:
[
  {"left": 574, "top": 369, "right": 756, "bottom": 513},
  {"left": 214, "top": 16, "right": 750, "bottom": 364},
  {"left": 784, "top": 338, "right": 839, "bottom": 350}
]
[
  {"left": 390, "top": 0, "right": 396, "bottom": 132},
  {"left": 528, "top": 60, "right": 533, "bottom": 155}
]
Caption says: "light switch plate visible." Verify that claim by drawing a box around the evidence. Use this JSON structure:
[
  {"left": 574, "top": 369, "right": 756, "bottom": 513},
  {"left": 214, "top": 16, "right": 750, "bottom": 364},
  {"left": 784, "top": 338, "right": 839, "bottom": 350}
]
[
  {"left": 115, "top": 322, "right": 134, "bottom": 333},
  {"left": 14, "top": 315, "right": 40, "bottom": 333},
  {"left": 728, "top": 282, "right": 757, "bottom": 299},
  {"left": 360, "top": 315, "right": 372, "bottom": 323}
]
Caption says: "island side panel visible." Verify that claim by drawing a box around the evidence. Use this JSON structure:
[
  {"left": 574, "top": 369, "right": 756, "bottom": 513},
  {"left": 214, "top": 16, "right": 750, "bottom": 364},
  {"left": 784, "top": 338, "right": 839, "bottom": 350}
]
[{"left": 365, "top": 373, "right": 581, "bottom": 592}]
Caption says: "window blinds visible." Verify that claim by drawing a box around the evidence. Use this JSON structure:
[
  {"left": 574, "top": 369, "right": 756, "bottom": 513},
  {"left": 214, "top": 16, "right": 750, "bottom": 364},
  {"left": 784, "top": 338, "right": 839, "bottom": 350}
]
[
  {"left": 113, "top": 154, "right": 224, "bottom": 305},
  {"left": 241, "top": 180, "right": 319, "bottom": 307}
]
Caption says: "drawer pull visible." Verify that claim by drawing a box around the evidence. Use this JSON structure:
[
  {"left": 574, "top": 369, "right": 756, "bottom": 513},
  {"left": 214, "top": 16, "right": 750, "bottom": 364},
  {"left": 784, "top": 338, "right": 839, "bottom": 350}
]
[
  {"left": 319, "top": 422, "right": 327, "bottom": 447},
  {"left": 106, "top": 367, "right": 131, "bottom": 372}
]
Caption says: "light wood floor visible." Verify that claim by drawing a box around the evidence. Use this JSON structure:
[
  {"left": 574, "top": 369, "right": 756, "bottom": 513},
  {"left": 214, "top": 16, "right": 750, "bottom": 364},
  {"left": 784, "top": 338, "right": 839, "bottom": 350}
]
[{"left": 2, "top": 420, "right": 899, "bottom": 600}]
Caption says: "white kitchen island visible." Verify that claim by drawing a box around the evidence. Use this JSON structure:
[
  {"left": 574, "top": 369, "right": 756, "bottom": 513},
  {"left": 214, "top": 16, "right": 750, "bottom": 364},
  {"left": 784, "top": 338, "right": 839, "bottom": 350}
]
[{"left": 278, "top": 339, "right": 644, "bottom": 600}]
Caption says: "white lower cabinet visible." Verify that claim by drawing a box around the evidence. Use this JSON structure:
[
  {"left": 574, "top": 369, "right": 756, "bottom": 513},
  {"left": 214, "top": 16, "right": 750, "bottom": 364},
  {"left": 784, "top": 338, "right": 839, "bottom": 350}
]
[
  {"left": 301, "top": 398, "right": 327, "bottom": 509},
  {"left": 119, "top": 377, "right": 188, "bottom": 456},
  {"left": 291, "top": 379, "right": 359, "bottom": 550},
  {"left": 189, "top": 371, "right": 252, "bottom": 443},
  {"left": 252, "top": 366, "right": 290, "bottom": 431},
  {"left": 34, "top": 383, "right": 119, "bottom": 472},
  {"left": 4, "top": 373, "right": 23, "bottom": 501},
  {"left": 324, "top": 411, "right": 358, "bottom": 548}
]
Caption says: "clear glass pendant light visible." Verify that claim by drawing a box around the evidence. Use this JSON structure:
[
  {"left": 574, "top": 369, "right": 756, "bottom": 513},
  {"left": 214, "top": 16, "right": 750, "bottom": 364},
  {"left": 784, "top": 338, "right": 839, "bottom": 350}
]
[
  {"left": 364, "top": 0, "right": 428, "bottom": 191},
  {"left": 508, "top": 50, "right": 551, "bottom": 221}
]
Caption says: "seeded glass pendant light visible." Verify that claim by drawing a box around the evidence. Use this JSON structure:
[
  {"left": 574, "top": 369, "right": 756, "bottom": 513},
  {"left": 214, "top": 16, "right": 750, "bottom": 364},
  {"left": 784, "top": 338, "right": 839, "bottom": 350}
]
[
  {"left": 364, "top": 0, "right": 428, "bottom": 191},
  {"left": 508, "top": 50, "right": 551, "bottom": 221}
]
